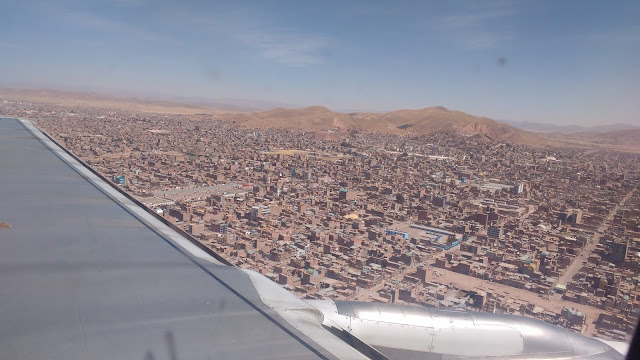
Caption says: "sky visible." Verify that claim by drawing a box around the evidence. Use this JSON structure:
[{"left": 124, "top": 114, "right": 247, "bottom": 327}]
[{"left": 0, "top": 0, "right": 639, "bottom": 125}]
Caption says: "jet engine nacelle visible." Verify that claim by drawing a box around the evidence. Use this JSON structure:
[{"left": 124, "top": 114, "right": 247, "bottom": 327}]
[{"left": 308, "top": 300, "right": 625, "bottom": 360}]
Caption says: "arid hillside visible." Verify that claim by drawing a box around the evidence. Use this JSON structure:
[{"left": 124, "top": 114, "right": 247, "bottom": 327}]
[{"left": 229, "top": 105, "right": 551, "bottom": 146}]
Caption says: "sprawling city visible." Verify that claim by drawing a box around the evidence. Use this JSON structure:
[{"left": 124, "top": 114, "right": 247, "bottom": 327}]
[
  {"left": 2, "top": 1, "right": 639, "bottom": 358},
  {"left": 3, "top": 97, "right": 638, "bottom": 342}
]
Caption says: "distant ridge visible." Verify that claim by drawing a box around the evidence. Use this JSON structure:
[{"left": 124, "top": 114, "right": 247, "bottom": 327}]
[
  {"left": 1, "top": 88, "right": 550, "bottom": 146},
  {"left": 0, "top": 88, "right": 244, "bottom": 114},
  {"left": 503, "top": 120, "right": 640, "bottom": 134},
  {"left": 230, "top": 105, "right": 551, "bottom": 146},
  {"left": 552, "top": 128, "right": 640, "bottom": 150}
]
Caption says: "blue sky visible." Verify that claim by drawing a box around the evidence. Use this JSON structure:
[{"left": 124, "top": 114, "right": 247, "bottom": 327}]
[{"left": 1, "top": 0, "right": 638, "bottom": 125}]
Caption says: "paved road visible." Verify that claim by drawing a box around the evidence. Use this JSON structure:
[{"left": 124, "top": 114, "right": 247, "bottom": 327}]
[
  {"left": 153, "top": 182, "right": 239, "bottom": 197},
  {"left": 556, "top": 187, "right": 636, "bottom": 286}
]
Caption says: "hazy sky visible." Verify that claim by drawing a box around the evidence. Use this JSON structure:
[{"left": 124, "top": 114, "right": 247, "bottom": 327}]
[{"left": 1, "top": 0, "right": 638, "bottom": 125}]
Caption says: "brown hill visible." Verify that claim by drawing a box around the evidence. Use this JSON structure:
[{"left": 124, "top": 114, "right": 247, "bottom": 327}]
[
  {"left": 381, "top": 106, "right": 547, "bottom": 145},
  {"left": 228, "top": 106, "right": 395, "bottom": 132},
  {"left": 231, "top": 105, "right": 550, "bottom": 146}
]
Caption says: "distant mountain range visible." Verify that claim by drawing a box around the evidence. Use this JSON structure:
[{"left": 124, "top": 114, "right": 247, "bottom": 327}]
[
  {"left": 503, "top": 120, "right": 640, "bottom": 134},
  {"left": 0, "top": 87, "right": 294, "bottom": 112},
  {"left": 0, "top": 88, "right": 243, "bottom": 114},
  {"left": 11, "top": 87, "right": 640, "bottom": 149}
]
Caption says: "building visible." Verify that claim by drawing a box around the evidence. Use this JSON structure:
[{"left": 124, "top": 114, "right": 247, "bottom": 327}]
[
  {"left": 385, "top": 229, "right": 409, "bottom": 239},
  {"left": 488, "top": 225, "right": 502, "bottom": 239},
  {"left": 559, "top": 209, "right": 583, "bottom": 225},
  {"left": 433, "top": 196, "right": 447, "bottom": 208},
  {"left": 568, "top": 209, "right": 583, "bottom": 224},
  {"left": 188, "top": 223, "right": 205, "bottom": 236},
  {"left": 211, "top": 220, "right": 227, "bottom": 235},
  {"left": 513, "top": 183, "right": 524, "bottom": 195},
  {"left": 339, "top": 189, "right": 356, "bottom": 201},
  {"left": 303, "top": 170, "right": 313, "bottom": 181},
  {"left": 251, "top": 205, "right": 271, "bottom": 220},
  {"left": 610, "top": 239, "right": 628, "bottom": 265}
]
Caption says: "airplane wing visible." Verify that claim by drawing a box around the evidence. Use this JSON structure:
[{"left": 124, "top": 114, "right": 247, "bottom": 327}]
[
  {"left": 0, "top": 117, "right": 629, "bottom": 360},
  {"left": 0, "top": 117, "right": 373, "bottom": 360}
]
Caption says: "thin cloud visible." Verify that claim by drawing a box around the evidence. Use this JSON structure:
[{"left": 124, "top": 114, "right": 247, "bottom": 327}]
[
  {"left": 108, "top": 0, "right": 149, "bottom": 6},
  {"left": 570, "top": 25, "right": 640, "bottom": 44},
  {"left": 66, "top": 11, "right": 177, "bottom": 45},
  {"left": 239, "top": 29, "right": 330, "bottom": 66},
  {"left": 458, "top": 32, "right": 500, "bottom": 50},
  {"left": 438, "top": 8, "right": 515, "bottom": 30},
  {"left": 0, "top": 41, "right": 19, "bottom": 48},
  {"left": 171, "top": 7, "right": 332, "bottom": 66},
  {"left": 433, "top": 2, "right": 522, "bottom": 50},
  {"left": 458, "top": 30, "right": 516, "bottom": 50}
]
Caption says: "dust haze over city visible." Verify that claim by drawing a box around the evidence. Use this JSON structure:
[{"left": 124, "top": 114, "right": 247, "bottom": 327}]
[{"left": 1, "top": 0, "right": 640, "bottom": 359}]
